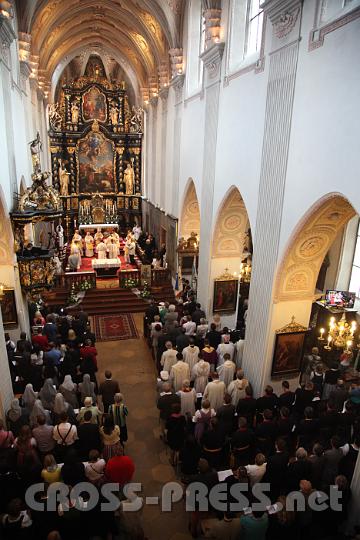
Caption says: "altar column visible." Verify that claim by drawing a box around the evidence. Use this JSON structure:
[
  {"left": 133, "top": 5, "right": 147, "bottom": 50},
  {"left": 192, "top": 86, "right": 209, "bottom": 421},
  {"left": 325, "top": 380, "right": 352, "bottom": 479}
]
[
  {"left": 197, "top": 43, "right": 225, "bottom": 313},
  {"left": 242, "top": 0, "right": 303, "bottom": 396}
]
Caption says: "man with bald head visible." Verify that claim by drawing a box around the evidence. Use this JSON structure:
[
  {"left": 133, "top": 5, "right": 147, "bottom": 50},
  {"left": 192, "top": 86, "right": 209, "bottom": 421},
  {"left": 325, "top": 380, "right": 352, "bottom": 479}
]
[
  {"left": 157, "top": 382, "right": 180, "bottom": 438},
  {"left": 160, "top": 341, "right": 177, "bottom": 373}
]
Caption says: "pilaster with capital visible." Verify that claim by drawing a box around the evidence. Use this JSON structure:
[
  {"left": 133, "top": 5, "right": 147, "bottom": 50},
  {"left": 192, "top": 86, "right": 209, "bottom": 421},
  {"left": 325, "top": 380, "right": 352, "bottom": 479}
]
[
  {"left": 197, "top": 43, "right": 224, "bottom": 310},
  {"left": 242, "top": 0, "right": 303, "bottom": 395},
  {"left": 0, "top": 12, "right": 16, "bottom": 69},
  {"left": 159, "top": 87, "right": 169, "bottom": 209}
]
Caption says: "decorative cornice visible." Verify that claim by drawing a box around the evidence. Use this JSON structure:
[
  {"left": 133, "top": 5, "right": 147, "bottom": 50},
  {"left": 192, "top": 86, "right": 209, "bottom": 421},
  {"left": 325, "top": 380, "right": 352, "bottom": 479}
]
[
  {"left": 170, "top": 73, "right": 185, "bottom": 102},
  {"left": 0, "top": 14, "right": 15, "bottom": 46},
  {"left": 200, "top": 42, "right": 225, "bottom": 83},
  {"left": 261, "top": 0, "right": 302, "bottom": 40},
  {"left": 149, "top": 95, "right": 158, "bottom": 107},
  {"left": 159, "top": 87, "right": 169, "bottom": 101}
]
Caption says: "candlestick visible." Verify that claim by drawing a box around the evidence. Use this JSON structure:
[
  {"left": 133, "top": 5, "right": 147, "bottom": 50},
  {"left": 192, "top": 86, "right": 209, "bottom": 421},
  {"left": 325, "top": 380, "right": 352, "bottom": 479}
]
[
  {"left": 324, "top": 335, "right": 332, "bottom": 350},
  {"left": 319, "top": 328, "right": 325, "bottom": 341},
  {"left": 346, "top": 340, "right": 353, "bottom": 351}
]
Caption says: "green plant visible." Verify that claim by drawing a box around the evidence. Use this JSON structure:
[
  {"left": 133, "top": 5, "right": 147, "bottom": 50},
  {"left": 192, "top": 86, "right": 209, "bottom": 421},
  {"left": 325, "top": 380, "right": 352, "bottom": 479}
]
[{"left": 140, "top": 280, "right": 151, "bottom": 298}]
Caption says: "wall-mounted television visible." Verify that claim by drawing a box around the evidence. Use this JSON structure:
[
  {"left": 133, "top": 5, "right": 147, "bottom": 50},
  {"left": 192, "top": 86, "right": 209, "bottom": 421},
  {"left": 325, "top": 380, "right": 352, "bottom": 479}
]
[{"left": 325, "top": 290, "right": 355, "bottom": 308}]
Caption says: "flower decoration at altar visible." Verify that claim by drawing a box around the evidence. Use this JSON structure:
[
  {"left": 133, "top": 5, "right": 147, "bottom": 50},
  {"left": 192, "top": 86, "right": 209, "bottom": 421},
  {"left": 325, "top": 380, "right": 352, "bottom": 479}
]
[
  {"left": 140, "top": 280, "right": 151, "bottom": 298},
  {"left": 122, "top": 277, "right": 137, "bottom": 289}
]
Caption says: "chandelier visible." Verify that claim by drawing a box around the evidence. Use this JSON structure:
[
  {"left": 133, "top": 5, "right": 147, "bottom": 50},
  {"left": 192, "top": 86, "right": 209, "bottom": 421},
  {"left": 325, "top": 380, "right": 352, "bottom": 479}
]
[{"left": 319, "top": 313, "right": 357, "bottom": 351}]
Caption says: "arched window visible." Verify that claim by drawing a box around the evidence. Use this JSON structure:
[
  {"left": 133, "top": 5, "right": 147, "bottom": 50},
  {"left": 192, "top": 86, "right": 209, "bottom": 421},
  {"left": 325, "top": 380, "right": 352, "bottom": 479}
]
[{"left": 228, "top": 0, "right": 264, "bottom": 73}]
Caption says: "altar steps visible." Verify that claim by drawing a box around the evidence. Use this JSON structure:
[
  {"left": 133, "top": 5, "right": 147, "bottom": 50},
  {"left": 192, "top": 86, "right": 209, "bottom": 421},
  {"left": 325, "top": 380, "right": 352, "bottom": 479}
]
[{"left": 44, "top": 284, "right": 176, "bottom": 316}]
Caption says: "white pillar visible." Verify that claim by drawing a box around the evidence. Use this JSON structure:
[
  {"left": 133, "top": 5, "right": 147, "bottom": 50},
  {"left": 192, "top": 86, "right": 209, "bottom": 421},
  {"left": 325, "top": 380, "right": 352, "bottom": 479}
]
[
  {"left": 197, "top": 43, "right": 225, "bottom": 314},
  {"left": 159, "top": 87, "right": 169, "bottom": 211},
  {"left": 242, "top": 0, "right": 303, "bottom": 395},
  {"left": 0, "top": 306, "right": 14, "bottom": 419},
  {"left": 170, "top": 74, "right": 185, "bottom": 218}
]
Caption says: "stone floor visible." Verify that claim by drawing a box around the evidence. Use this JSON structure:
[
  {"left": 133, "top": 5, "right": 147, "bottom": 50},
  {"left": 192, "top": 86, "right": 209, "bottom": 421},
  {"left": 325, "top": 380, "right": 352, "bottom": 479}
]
[{"left": 96, "top": 313, "right": 192, "bottom": 540}]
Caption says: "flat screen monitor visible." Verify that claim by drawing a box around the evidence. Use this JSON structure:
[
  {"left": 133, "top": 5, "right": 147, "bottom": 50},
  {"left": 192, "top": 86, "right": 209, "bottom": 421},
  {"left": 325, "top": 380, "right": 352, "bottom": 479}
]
[{"left": 325, "top": 290, "right": 355, "bottom": 308}]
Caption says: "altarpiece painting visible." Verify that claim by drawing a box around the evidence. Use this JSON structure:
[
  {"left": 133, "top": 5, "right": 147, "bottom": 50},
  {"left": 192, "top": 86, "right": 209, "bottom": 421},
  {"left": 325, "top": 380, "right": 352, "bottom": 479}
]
[
  {"left": 77, "top": 128, "right": 115, "bottom": 193},
  {"left": 82, "top": 86, "right": 107, "bottom": 122}
]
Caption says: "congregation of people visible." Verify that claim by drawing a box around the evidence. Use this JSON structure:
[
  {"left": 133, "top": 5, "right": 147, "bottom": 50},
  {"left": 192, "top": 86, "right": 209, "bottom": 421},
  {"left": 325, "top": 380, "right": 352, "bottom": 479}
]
[
  {"left": 1, "top": 308, "right": 137, "bottom": 540},
  {"left": 145, "top": 292, "right": 360, "bottom": 539}
]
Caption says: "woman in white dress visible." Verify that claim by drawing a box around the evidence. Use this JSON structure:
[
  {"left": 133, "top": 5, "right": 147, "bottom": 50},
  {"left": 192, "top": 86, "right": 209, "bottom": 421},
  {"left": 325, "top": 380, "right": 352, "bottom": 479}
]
[
  {"left": 178, "top": 380, "right": 196, "bottom": 417},
  {"left": 84, "top": 231, "right": 94, "bottom": 257}
]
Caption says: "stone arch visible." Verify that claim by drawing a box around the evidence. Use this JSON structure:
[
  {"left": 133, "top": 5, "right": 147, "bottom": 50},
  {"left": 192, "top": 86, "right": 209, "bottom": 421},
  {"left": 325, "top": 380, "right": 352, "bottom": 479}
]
[
  {"left": 275, "top": 193, "right": 356, "bottom": 302},
  {"left": 179, "top": 178, "right": 200, "bottom": 240},
  {"left": 0, "top": 186, "right": 14, "bottom": 266},
  {"left": 212, "top": 186, "right": 250, "bottom": 258}
]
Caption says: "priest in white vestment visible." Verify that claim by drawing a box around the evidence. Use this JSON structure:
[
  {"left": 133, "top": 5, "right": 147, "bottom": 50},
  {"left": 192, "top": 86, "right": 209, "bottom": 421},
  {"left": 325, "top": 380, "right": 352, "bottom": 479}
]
[
  {"left": 216, "top": 335, "right": 235, "bottom": 366},
  {"left": 235, "top": 338, "right": 245, "bottom": 368},
  {"left": 169, "top": 354, "right": 190, "bottom": 392},
  {"left": 108, "top": 238, "right": 119, "bottom": 259},
  {"left": 84, "top": 232, "right": 94, "bottom": 257},
  {"left": 177, "top": 380, "right": 196, "bottom": 416},
  {"left": 160, "top": 341, "right": 178, "bottom": 373},
  {"left": 203, "top": 373, "right": 226, "bottom": 411},
  {"left": 70, "top": 242, "right": 81, "bottom": 269},
  {"left": 217, "top": 354, "right": 236, "bottom": 389},
  {"left": 191, "top": 359, "right": 210, "bottom": 394},
  {"left": 227, "top": 370, "right": 249, "bottom": 406},
  {"left": 182, "top": 341, "right": 200, "bottom": 372},
  {"left": 96, "top": 241, "right": 107, "bottom": 260}
]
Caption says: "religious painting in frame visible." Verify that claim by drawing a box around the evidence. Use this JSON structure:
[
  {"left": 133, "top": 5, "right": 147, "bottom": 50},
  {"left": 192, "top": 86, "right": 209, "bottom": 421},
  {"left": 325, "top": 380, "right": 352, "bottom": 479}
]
[
  {"left": 213, "top": 272, "right": 238, "bottom": 313},
  {"left": 77, "top": 124, "right": 115, "bottom": 193},
  {"left": 271, "top": 317, "right": 308, "bottom": 377},
  {"left": 82, "top": 86, "right": 107, "bottom": 122},
  {"left": 1, "top": 288, "right": 18, "bottom": 327}
]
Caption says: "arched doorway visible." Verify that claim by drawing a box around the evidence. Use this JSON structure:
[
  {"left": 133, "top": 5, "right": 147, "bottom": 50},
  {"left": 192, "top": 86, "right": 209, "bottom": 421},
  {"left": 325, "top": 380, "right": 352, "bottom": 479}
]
[
  {"left": 243, "top": 192, "right": 357, "bottom": 395},
  {"left": 210, "top": 186, "right": 251, "bottom": 327}
]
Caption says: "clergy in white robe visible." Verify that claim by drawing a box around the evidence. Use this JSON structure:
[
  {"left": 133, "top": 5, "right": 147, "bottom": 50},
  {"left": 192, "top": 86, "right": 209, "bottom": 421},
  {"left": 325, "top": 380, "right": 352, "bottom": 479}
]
[
  {"left": 191, "top": 359, "right": 210, "bottom": 394},
  {"left": 216, "top": 336, "right": 235, "bottom": 366},
  {"left": 203, "top": 374, "right": 226, "bottom": 411},
  {"left": 235, "top": 338, "right": 245, "bottom": 368},
  {"left": 160, "top": 342, "right": 178, "bottom": 373},
  {"left": 182, "top": 342, "right": 200, "bottom": 372},
  {"left": 217, "top": 355, "right": 236, "bottom": 389},
  {"left": 96, "top": 241, "right": 107, "bottom": 259},
  {"left": 94, "top": 228, "right": 103, "bottom": 245},
  {"left": 227, "top": 370, "right": 249, "bottom": 406},
  {"left": 70, "top": 242, "right": 81, "bottom": 269},
  {"left": 178, "top": 381, "right": 196, "bottom": 416},
  {"left": 84, "top": 232, "right": 94, "bottom": 257},
  {"left": 108, "top": 239, "right": 119, "bottom": 259},
  {"left": 169, "top": 357, "right": 190, "bottom": 392}
]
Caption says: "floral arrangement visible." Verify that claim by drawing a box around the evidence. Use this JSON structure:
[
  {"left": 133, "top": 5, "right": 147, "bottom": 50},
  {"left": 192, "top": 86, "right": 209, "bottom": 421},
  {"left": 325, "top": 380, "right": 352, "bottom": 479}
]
[
  {"left": 122, "top": 277, "right": 138, "bottom": 289},
  {"left": 78, "top": 279, "right": 93, "bottom": 291},
  {"left": 67, "top": 279, "right": 94, "bottom": 305},
  {"left": 140, "top": 280, "right": 151, "bottom": 298}
]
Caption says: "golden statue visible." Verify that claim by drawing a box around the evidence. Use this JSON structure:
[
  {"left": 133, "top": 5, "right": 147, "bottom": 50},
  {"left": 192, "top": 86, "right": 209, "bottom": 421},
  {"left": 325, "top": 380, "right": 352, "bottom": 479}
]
[
  {"left": 110, "top": 104, "right": 119, "bottom": 125},
  {"left": 124, "top": 162, "right": 135, "bottom": 195},
  {"left": 58, "top": 160, "right": 70, "bottom": 196},
  {"left": 71, "top": 100, "right": 79, "bottom": 124}
]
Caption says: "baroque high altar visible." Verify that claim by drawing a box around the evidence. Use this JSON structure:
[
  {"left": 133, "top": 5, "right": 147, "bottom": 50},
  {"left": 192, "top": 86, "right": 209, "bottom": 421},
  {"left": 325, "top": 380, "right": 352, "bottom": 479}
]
[{"left": 48, "top": 57, "right": 143, "bottom": 236}]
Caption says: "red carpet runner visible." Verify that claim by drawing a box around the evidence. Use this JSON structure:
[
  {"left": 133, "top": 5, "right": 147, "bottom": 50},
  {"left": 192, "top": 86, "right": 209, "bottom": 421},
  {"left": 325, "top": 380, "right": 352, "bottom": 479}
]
[{"left": 91, "top": 314, "right": 139, "bottom": 341}]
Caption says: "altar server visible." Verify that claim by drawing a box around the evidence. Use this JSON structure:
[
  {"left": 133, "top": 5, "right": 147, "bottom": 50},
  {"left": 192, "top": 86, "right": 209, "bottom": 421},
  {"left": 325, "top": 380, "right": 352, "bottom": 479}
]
[{"left": 70, "top": 241, "right": 81, "bottom": 269}]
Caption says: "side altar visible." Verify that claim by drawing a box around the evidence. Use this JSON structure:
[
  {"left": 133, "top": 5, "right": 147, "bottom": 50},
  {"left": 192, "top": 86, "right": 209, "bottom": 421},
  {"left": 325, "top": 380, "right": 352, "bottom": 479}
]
[{"left": 48, "top": 57, "right": 143, "bottom": 238}]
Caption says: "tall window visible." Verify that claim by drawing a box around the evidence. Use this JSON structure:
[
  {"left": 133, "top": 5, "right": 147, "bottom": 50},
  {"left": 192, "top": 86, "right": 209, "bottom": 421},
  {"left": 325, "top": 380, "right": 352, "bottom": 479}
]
[
  {"left": 245, "top": 0, "right": 264, "bottom": 57},
  {"left": 186, "top": 0, "right": 204, "bottom": 96},
  {"left": 318, "top": 0, "right": 360, "bottom": 26},
  {"left": 227, "top": 0, "right": 264, "bottom": 74},
  {"left": 349, "top": 221, "right": 360, "bottom": 298}
]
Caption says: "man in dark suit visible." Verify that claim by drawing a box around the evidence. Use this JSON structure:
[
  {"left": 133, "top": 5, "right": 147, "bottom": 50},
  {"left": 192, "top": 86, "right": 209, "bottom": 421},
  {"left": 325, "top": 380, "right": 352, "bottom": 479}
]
[
  {"left": 157, "top": 382, "right": 180, "bottom": 438},
  {"left": 263, "top": 438, "right": 289, "bottom": 501},
  {"left": 77, "top": 410, "right": 101, "bottom": 460},
  {"left": 191, "top": 303, "right": 206, "bottom": 325},
  {"left": 98, "top": 370, "right": 120, "bottom": 413},
  {"left": 145, "top": 298, "right": 159, "bottom": 323}
]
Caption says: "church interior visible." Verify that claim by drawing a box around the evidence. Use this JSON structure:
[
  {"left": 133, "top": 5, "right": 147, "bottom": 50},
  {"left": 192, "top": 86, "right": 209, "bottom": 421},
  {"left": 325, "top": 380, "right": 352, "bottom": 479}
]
[{"left": 0, "top": 0, "right": 360, "bottom": 538}]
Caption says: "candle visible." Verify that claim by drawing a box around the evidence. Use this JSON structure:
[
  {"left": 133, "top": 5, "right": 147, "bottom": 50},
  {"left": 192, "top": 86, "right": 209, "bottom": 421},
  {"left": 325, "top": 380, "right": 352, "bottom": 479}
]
[
  {"left": 347, "top": 340, "right": 353, "bottom": 350},
  {"left": 319, "top": 328, "right": 325, "bottom": 340},
  {"left": 327, "top": 335, "right": 332, "bottom": 345}
]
